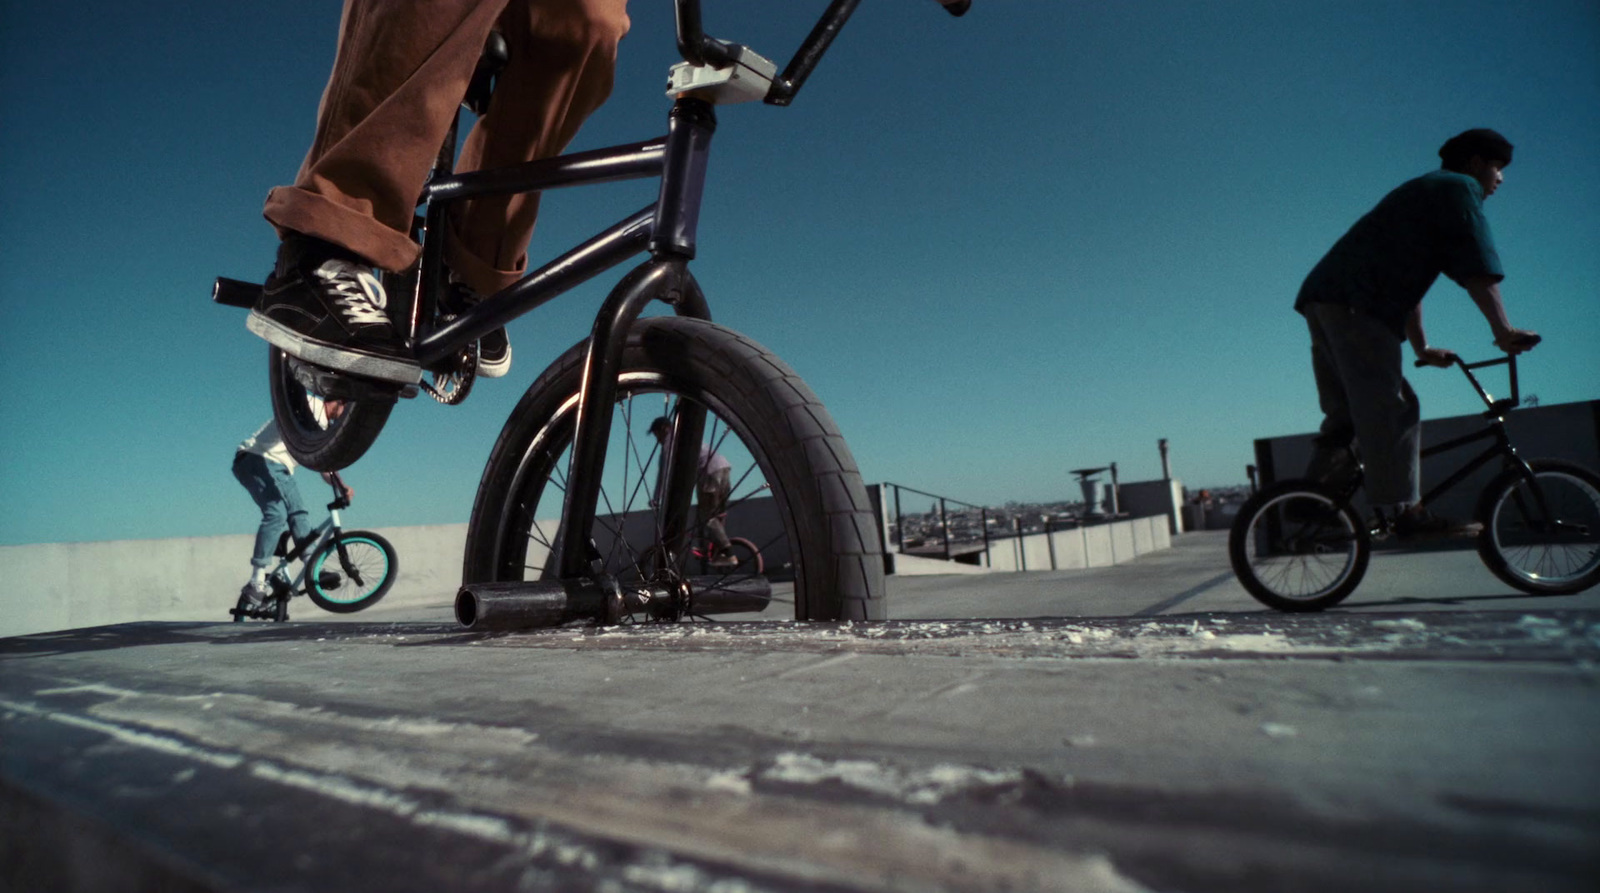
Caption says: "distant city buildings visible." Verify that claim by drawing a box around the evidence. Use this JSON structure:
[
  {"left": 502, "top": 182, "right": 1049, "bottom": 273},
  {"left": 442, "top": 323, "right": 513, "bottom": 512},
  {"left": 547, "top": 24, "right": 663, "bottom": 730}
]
[{"left": 890, "top": 484, "right": 1252, "bottom": 553}]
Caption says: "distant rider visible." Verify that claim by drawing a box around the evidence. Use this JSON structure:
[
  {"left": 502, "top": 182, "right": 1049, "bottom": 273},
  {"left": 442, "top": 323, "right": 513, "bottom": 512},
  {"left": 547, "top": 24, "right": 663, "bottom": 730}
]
[
  {"left": 1294, "top": 128, "right": 1537, "bottom": 539},
  {"left": 233, "top": 402, "right": 353, "bottom": 607}
]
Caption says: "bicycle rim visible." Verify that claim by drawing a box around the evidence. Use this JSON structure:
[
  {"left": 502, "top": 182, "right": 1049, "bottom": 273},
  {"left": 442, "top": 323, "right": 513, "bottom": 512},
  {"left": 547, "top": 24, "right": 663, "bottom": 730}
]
[
  {"left": 464, "top": 317, "right": 886, "bottom": 622},
  {"left": 725, "top": 537, "right": 765, "bottom": 576},
  {"left": 309, "top": 535, "right": 394, "bottom": 611},
  {"left": 1232, "top": 486, "right": 1367, "bottom": 610},
  {"left": 496, "top": 383, "right": 797, "bottom": 620},
  {"left": 1482, "top": 463, "right": 1600, "bottom": 592}
]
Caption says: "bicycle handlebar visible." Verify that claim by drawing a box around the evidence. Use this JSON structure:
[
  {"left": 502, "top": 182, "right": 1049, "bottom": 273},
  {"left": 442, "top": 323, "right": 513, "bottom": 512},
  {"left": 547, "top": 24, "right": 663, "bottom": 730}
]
[
  {"left": 672, "top": 0, "right": 972, "bottom": 107},
  {"left": 1413, "top": 334, "right": 1542, "bottom": 414}
]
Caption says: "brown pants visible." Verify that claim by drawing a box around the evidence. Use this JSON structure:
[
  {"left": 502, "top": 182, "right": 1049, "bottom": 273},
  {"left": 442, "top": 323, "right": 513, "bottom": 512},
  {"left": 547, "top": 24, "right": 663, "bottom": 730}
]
[{"left": 262, "top": 0, "right": 630, "bottom": 296}]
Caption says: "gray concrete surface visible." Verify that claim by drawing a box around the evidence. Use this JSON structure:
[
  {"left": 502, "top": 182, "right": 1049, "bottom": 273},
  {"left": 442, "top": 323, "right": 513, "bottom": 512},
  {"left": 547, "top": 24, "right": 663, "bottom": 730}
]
[{"left": 3, "top": 531, "right": 1598, "bottom": 892}]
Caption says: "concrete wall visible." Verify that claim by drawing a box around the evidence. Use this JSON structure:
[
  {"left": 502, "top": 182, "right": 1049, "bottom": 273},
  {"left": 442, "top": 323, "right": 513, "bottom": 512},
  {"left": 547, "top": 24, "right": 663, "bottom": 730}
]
[
  {"left": 3, "top": 503, "right": 1176, "bottom": 638},
  {"left": 0, "top": 523, "right": 475, "bottom": 640},
  {"left": 985, "top": 515, "right": 1172, "bottom": 573},
  {"left": 1118, "top": 479, "right": 1187, "bottom": 534}
]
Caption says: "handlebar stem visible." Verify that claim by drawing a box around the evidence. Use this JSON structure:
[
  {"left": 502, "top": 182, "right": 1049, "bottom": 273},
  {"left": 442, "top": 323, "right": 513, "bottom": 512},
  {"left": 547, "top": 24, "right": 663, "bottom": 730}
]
[{"left": 674, "top": 0, "right": 734, "bottom": 67}]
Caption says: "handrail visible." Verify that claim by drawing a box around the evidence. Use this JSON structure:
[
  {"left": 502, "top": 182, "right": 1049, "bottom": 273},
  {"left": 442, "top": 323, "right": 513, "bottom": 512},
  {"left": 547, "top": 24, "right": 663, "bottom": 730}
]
[{"left": 881, "top": 481, "right": 990, "bottom": 563}]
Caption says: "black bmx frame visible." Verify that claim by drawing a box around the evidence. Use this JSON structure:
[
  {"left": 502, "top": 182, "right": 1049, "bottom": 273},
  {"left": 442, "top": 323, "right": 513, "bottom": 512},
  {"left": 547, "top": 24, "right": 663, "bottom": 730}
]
[
  {"left": 399, "top": 0, "right": 870, "bottom": 580},
  {"left": 1414, "top": 355, "right": 1535, "bottom": 511}
]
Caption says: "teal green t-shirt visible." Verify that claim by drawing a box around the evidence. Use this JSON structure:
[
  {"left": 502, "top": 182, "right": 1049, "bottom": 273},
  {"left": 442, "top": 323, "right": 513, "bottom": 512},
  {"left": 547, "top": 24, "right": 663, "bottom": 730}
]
[{"left": 1295, "top": 170, "right": 1504, "bottom": 338}]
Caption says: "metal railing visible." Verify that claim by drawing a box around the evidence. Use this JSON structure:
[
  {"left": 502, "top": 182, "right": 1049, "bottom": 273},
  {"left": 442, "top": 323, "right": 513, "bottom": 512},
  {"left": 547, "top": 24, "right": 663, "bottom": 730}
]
[{"left": 881, "top": 482, "right": 991, "bottom": 565}]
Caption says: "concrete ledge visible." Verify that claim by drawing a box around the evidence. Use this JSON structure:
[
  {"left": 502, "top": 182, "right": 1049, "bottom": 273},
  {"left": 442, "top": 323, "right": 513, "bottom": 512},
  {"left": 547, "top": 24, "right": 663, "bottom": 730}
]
[
  {"left": 889, "top": 553, "right": 995, "bottom": 576},
  {"left": 0, "top": 524, "right": 473, "bottom": 639},
  {"left": 982, "top": 515, "right": 1169, "bottom": 573}
]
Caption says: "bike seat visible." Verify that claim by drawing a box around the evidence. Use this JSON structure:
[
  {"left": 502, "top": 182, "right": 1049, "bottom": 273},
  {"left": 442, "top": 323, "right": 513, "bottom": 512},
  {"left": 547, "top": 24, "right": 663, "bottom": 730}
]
[{"left": 463, "top": 31, "right": 509, "bottom": 116}]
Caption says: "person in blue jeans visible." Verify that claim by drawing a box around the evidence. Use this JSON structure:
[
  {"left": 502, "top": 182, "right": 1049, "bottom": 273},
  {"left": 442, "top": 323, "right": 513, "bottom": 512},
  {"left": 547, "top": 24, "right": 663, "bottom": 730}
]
[
  {"left": 233, "top": 402, "right": 352, "bottom": 606},
  {"left": 1294, "top": 128, "right": 1538, "bottom": 539}
]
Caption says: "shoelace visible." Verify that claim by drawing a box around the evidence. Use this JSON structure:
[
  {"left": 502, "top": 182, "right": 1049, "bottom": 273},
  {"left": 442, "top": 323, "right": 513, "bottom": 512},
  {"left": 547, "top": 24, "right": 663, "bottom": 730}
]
[{"left": 314, "top": 259, "right": 390, "bottom": 326}]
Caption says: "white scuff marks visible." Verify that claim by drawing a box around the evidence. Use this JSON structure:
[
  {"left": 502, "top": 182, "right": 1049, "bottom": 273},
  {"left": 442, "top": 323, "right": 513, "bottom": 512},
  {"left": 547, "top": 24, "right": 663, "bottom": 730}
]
[
  {"left": 249, "top": 760, "right": 606, "bottom": 873},
  {"left": 762, "top": 752, "right": 1023, "bottom": 805},
  {"left": 1516, "top": 614, "right": 1570, "bottom": 643},
  {"left": 1259, "top": 723, "right": 1299, "bottom": 739},
  {"left": 1371, "top": 618, "right": 1428, "bottom": 632},
  {"left": 0, "top": 696, "right": 244, "bottom": 771},
  {"left": 704, "top": 769, "right": 753, "bottom": 796}
]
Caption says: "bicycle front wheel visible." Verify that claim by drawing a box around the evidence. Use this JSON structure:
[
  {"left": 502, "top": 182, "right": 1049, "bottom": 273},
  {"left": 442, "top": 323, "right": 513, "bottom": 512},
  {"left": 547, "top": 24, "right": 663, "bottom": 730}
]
[
  {"left": 1476, "top": 459, "right": 1600, "bottom": 595},
  {"left": 306, "top": 530, "right": 398, "bottom": 613},
  {"left": 1229, "top": 480, "right": 1370, "bottom": 612},
  {"left": 462, "top": 317, "right": 886, "bottom": 622}
]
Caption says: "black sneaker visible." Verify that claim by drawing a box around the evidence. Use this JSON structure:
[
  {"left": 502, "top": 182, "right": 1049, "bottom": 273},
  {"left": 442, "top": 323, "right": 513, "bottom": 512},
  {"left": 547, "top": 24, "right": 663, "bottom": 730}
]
[
  {"left": 239, "top": 582, "right": 269, "bottom": 611},
  {"left": 247, "top": 235, "right": 422, "bottom": 384},
  {"left": 447, "top": 282, "right": 511, "bottom": 378},
  {"left": 1395, "top": 508, "right": 1482, "bottom": 542}
]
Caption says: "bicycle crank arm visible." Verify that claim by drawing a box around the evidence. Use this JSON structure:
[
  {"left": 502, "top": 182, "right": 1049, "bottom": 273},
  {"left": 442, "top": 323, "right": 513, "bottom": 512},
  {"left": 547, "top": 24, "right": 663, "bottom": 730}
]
[{"left": 455, "top": 574, "right": 772, "bottom": 631}]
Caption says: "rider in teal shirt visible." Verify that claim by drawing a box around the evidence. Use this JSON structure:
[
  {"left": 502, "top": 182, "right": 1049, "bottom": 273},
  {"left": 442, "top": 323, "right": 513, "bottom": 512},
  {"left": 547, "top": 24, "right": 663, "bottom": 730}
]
[
  {"left": 1296, "top": 169, "right": 1504, "bottom": 338},
  {"left": 1294, "top": 129, "right": 1537, "bottom": 540}
]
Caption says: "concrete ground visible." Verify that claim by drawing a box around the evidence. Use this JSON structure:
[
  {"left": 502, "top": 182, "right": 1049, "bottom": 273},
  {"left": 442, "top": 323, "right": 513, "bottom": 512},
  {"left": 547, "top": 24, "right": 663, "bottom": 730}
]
[{"left": 3, "top": 531, "right": 1597, "bottom": 892}]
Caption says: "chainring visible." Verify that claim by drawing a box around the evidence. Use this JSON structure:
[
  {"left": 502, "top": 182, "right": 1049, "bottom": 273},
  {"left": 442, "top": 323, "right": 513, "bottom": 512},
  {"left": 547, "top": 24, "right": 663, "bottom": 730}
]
[{"left": 421, "top": 317, "right": 479, "bottom": 405}]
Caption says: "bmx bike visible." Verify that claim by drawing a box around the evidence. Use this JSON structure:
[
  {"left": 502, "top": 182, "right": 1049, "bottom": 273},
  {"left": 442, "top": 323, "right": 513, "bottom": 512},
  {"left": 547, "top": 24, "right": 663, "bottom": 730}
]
[
  {"left": 1229, "top": 344, "right": 1600, "bottom": 612},
  {"left": 216, "top": 1, "right": 972, "bottom": 628},
  {"left": 231, "top": 473, "right": 399, "bottom": 622}
]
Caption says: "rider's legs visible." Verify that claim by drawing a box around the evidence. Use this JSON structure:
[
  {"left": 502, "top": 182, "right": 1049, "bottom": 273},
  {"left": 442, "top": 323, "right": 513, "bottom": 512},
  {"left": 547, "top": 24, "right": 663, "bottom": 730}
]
[
  {"left": 1303, "top": 302, "right": 1420, "bottom": 508},
  {"left": 696, "top": 468, "right": 734, "bottom": 558},
  {"left": 255, "top": 0, "right": 629, "bottom": 378}
]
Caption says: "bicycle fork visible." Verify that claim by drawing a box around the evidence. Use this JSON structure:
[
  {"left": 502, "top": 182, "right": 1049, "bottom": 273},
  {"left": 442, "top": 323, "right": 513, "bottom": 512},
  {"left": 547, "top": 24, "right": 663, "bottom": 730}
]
[{"left": 458, "top": 100, "right": 743, "bottom": 629}]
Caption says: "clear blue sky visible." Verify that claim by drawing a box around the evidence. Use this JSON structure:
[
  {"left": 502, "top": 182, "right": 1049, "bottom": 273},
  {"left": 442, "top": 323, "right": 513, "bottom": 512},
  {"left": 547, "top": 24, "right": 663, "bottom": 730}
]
[{"left": 1, "top": 1, "right": 1597, "bottom": 546}]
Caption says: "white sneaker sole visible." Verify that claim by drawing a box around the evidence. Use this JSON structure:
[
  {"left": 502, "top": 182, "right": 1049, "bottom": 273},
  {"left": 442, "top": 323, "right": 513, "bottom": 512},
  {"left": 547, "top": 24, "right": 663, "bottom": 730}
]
[
  {"left": 247, "top": 313, "right": 422, "bottom": 384},
  {"left": 478, "top": 343, "right": 512, "bottom": 379}
]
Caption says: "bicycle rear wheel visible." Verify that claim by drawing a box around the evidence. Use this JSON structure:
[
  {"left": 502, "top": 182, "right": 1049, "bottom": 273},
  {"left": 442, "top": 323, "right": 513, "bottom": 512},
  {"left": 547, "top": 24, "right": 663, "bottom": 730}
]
[
  {"left": 1476, "top": 459, "right": 1600, "bottom": 594},
  {"left": 462, "top": 317, "right": 886, "bottom": 622},
  {"left": 1229, "top": 480, "right": 1370, "bottom": 612},
  {"left": 306, "top": 530, "right": 399, "bottom": 613},
  {"left": 269, "top": 347, "right": 395, "bottom": 472},
  {"left": 723, "top": 536, "right": 765, "bottom": 576}
]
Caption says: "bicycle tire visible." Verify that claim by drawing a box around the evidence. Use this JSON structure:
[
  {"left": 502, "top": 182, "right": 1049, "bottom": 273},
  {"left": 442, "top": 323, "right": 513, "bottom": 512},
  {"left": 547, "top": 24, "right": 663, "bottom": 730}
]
[
  {"left": 1229, "top": 479, "right": 1370, "bottom": 612},
  {"left": 306, "top": 530, "right": 399, "bottom": 613},
  {"left": 1475, "top": 459, "right": 1600, "bottom": 595},
  {"left": 462, "top": 316, "right": 886, "bottom": 622},
  {"left": 269, "top": 347, "right": 394, "bottom": 472},
  {"left": 724, "top": 536, "right": 765, "bottom": 576}
]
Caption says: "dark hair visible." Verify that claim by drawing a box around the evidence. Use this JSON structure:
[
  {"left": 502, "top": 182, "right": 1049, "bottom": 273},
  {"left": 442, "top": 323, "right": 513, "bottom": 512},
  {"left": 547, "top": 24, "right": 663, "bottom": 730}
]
[
  {"left": 649, "top": 416, "right": 672, "bottom": 438},
  {"left": 1439, "top": 128, "right": 1513, "bottom": 172}
]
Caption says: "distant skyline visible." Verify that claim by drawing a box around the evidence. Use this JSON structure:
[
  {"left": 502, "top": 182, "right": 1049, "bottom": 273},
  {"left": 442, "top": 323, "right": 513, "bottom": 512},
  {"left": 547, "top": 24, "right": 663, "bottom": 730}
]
[{"left": 2, "top": 1, "right": 1597, "bottom": 545}]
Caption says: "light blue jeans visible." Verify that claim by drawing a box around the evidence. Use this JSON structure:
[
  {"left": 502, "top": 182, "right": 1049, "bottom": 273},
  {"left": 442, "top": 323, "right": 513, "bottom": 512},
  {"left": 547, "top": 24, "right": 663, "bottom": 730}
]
[
  {"left": 1304, "top": 302, "right": 1421, "bottom": 507},
  {"left": 233, "top": 451, "right": 313, "bottom": 569}
]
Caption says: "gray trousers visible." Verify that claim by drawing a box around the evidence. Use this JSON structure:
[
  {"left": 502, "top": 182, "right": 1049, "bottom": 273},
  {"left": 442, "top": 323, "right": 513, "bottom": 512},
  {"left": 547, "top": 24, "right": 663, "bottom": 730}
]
[{"left": 1304, "top": 302, "right": 1421, "bottom": 506}]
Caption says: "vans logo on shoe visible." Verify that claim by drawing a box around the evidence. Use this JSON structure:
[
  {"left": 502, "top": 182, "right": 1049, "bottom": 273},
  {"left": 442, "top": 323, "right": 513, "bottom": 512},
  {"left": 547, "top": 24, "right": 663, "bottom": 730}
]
[{"left": 314, "top": 260, "right": 390, "bottom": 326}]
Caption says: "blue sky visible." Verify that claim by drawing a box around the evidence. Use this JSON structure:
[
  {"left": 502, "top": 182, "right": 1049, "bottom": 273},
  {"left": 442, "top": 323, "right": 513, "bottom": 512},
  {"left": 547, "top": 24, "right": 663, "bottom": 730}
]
[{"left": 1, "top": 0, "right": 1597, "bottom": 546}]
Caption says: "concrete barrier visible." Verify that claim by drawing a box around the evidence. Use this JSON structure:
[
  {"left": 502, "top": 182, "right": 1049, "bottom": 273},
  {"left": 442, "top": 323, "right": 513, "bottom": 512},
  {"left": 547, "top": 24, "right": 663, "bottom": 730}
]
[
  {"left": 2, "top": 513, "right": 1176, "bottom": 638},
  {"left": 0, "top": 524, "right": 473, "bottom": 639},
  {"left": 980, "top": 515, "right": 1169, "bottom": 573}
]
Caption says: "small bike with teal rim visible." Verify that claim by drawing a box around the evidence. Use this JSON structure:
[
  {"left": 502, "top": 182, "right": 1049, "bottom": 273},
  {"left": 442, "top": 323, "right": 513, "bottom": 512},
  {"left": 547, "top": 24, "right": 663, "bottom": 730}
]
[{"left": 230, "top": 472, "right": 399, "bottom": 622}]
